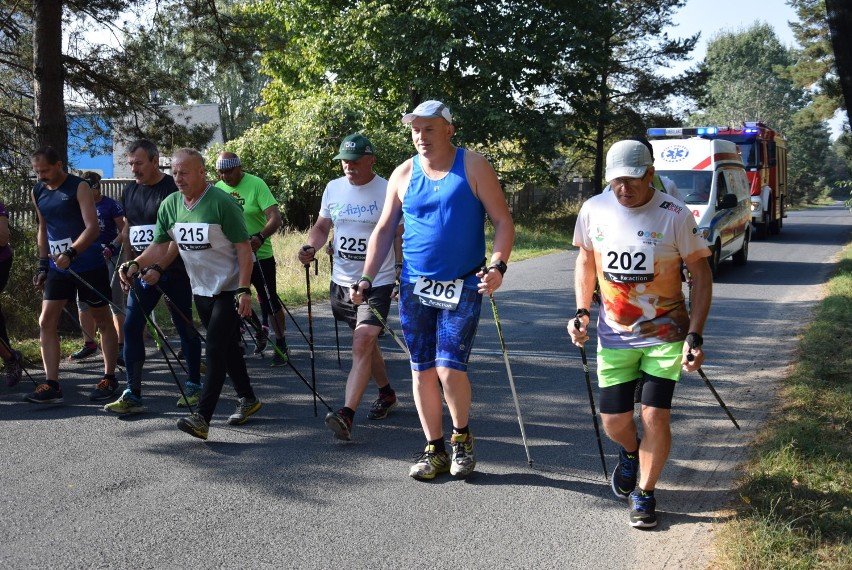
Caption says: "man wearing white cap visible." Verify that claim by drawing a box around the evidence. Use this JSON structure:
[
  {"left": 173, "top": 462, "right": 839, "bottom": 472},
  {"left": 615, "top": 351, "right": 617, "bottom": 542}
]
[
  {"left": 352, "top": 100, "right": 515, "bottom": 480},
  {"left": 215, "top": 151, "right": 288, "bottom": 365},
  {"left": 568, "top": 139, "right": 712, "bottom": 528}
]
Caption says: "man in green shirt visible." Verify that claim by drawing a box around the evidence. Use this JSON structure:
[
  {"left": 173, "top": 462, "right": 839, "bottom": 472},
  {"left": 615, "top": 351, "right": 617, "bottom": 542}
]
[
  {"left": 121, "top": 148, "right": 261, "bottom": 440},
  {"left": 215, "top": 152, "right": 288, "bottom": 365}
]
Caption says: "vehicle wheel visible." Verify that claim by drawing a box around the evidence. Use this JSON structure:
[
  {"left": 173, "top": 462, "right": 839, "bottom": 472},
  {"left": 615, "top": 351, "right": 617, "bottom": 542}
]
[
  {"left": 733, "top": 228, "right": 749, "bottom": 265},
  {"left": 710, "top": 241, "right": 721, "bottom": 279},
  {"left": 755, "top": 221, "right": 768, "bottom": 240}
]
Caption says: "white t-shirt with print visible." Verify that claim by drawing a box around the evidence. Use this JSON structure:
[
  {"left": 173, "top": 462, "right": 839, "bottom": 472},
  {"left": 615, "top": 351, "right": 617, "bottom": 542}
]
[{"left": 320, "top": 175, "right": 396, "bottom": 287}]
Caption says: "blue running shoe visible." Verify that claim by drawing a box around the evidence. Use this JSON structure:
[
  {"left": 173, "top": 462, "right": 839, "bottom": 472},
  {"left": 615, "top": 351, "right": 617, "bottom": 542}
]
[
  {"left": 628, "top": 489, "right": 657, "bottom": 528},
  {"left": 611, "top": 440, "right": 640, "bottom": 499}
]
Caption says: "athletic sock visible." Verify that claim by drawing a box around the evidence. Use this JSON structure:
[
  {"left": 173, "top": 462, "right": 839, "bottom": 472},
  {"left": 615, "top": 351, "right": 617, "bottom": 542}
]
[
  {"left": 428, "top": 437, "right": 446, "bottom": 454},
  {"left": 452, "top": 425, "right": 469, "bottom": 435},
  {"left": 638, "top": 488, "right": 654, "bottom": 497},
  {"left": 103, "top": 373, "right": 116, "bottom": 381},
  {"left": 340, "top": 407, "right": 355, "bottom": 422},
  {"left": 46, "top": 379, "right": 60, "bottom": 390},
  {"left": 84, "top": 341, "right": 97, "bottom": 349},
  {"left": 379, "top": 384, "right": 395, "bottom": 397}
]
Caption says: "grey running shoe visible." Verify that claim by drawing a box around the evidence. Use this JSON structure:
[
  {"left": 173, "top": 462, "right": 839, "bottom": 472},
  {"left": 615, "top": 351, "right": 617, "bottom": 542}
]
[
  {"left": 270, "top": 339, "right": 289, "bottom": 367},
  {"left": 227, "top": 397, "right": 262, "bottom": 425},
  {"left": 177, "top": 413, "right": 209, "bottom": 440},
  {"left": 89, "top": 376, "right": 119, "bottom": 401},
  {"left": 409, "top": 443, "right": 451, "bottom": 481},
  {"left": 628, "top": 489, "right": 658, "bottom": 528},
  {"left": 367, "top": 392, "right": 397, "bottom": 420},
  {"left": 324, "top": 410, "right": 352, "bottom": 441},
  {"left": 253, "top": 328, "right": 268, "bottom": 355},
  {"left": 69, "top": 343, "right": 97, "bottom": 360},
  {"left": 449, "top": 432, "right": 476, "bottom": 477}
]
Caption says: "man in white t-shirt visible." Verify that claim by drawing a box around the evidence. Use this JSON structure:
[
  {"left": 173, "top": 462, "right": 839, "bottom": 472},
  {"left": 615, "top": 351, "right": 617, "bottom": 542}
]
[
  {"left": 298, "top": 133, "right": 402, "bottom": 441},
  {"left": 569, "top": 139, "right": 712, "bottom": 529}
]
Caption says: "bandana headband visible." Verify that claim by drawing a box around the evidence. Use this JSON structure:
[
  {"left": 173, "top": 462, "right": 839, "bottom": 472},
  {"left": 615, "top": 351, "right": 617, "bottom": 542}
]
[{"left": 216, "top": 157, "right": 241, "bottom": 170}]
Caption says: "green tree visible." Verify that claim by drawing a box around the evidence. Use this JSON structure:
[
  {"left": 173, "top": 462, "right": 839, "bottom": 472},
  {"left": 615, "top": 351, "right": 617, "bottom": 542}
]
[
  {"left": 210, "top": 86, "right": 411, "bottom": 228},
  {"left": 691, "top": 23, "right": 800, "bottom": 133},
  {"left": 555, "top": 0, "right": 702, "bottom": 192},
  {"left": 825, "top": 0, "right": 852, "bottom": 122},
  {"left": 785, "top": 0, "right": 841, "bottom": 122},
  {"left": 247, "top": 0, "right": 598, "bottom": 185}
]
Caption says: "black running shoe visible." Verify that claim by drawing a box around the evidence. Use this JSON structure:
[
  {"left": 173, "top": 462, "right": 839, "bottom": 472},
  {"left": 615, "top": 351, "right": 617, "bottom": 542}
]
[
  {"left": 25, "top": 383, "right": 64, "bottom": 404},
  {"left": 611, "top": 441, "right": 640, "bottom": 498},
  {"left": 89, "top": 376, "right": 119, "bottom": 401},
  {"left": 325, "top": 410, "right": 352, "bottom": 441},
  {"left": 628, "top": 489, "right": 657, "bottom": 528}
]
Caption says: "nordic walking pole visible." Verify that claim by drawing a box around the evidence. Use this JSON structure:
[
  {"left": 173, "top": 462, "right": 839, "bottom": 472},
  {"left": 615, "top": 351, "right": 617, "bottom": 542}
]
[
  {"left": 349, "top": 284, "right": 409, "bottom": 356},
  {"left": 328, "top": 247, "right": 341, "bottom": 366},
  {"left": 107, "top": 242, "right": 124, "bottom": 289},
  {"left": 574, "top": 316, "right": 608, "bottom": 479},
  {"left": 301, "top": 246, "right": 318, "bottom": 416},
  {"left": 66, "top": 267, "right": 126, "bottom": 316},
  {"left": 686, "top": 352, "right": 740, "bottom": 430},
  {"left": 485, "top": 283, "right": 533, "bottom": 466},
  {"left": 129, "top": 286, "right": 195, "bottom": 414},
  {"left": 242, "top": 308, "right": 335, "bottom": 412},
  {"left": 685, "top": 277, "right": 739, "bottom": 429}
]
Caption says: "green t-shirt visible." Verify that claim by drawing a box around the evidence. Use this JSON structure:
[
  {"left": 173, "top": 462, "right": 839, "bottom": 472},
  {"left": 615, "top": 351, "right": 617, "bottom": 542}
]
[
  {"left": 215, "top": 172, "right": 278, "bottom": 260},
  {"left": 154, "top": 185, "right": 249, "bottom": 296}
]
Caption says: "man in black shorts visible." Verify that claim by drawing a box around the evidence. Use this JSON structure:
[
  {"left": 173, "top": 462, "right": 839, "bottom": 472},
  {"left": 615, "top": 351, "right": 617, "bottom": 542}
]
[
  {"left": 298, "top": 133, "right": 402, "bottom": 441},
  {"left": 29, "top": 146, "right": 119, "bottom": 404}
]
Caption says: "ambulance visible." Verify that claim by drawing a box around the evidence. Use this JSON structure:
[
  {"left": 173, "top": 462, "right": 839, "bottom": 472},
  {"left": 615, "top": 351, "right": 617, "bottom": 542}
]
[{"left": 646, "top": 129, "right": 752, "bottom": 277}]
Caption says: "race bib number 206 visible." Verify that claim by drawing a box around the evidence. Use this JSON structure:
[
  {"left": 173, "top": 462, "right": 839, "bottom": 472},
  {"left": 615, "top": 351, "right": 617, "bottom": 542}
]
[
  {"left": 414, "top": 276, "right": 463, "bottom": 310},
  {"left": 602, "top": 245, "right": 655, "bottom": 283},
  {"left": 174, "top": 223, "right": 211, "bottom": 251}
]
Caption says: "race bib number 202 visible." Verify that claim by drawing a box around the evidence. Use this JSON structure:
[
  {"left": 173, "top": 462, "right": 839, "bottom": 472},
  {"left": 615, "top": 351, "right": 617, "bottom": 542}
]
[
  {"left": 602, "top": 245, "right": 655, "bottom": 283},
  {"left": 414, "top": 276, "right": 463, "bottom": 310},
  {"left": 174, "top": 223, "right": 211, "bottom": 251}
]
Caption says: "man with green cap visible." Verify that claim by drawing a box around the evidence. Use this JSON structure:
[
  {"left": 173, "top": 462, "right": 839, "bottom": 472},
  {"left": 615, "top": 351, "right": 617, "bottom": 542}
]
[{"left": 298, "top": 133, "right": 402, "bottom": 441}]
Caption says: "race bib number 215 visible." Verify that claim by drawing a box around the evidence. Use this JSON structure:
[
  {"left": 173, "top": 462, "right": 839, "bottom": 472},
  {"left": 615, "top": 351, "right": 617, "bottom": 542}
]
[{"left": 174, "top": 223, "right": 211, "bottom": 251}]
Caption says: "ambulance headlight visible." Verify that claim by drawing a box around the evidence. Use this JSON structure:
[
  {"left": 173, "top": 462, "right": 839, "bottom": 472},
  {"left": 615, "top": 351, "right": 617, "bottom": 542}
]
[{"left": 750, "top": 201, "right": 760, "bottom": 212}]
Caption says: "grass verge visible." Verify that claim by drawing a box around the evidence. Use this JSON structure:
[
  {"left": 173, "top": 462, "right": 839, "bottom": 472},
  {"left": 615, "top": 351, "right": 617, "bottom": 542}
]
[{"left": 713, "top": 245, "right": 852, "bottom": 569}]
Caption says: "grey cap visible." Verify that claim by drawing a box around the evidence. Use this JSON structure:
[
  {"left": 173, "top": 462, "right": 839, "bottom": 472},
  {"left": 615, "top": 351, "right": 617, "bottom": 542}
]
[{"left": 605, "top": 140, "right": 653, "bottom": 181}]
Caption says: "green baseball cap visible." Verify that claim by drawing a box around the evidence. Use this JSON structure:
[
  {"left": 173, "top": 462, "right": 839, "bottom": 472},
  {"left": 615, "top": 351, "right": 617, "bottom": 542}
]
[{"left": 333, "top": 133, "right": 375, "bottom": 160}]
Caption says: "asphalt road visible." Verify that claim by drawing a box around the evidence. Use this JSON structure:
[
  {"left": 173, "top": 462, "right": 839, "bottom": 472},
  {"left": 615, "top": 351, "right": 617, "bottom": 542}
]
[{"left": 1, "top": 203, "right": 849, "bottom": 569}]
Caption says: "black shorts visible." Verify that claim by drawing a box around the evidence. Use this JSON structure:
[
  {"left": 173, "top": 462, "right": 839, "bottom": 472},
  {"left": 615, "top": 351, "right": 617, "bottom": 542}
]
[
  {"left": 598, "top": 373, "right": 677, "bottom": 414},
  {"left": 330, "top": 282, "right": 392, "bottom": 330},
  {"left": 44, "top": 266, "right": 110, "bottom": 309}
]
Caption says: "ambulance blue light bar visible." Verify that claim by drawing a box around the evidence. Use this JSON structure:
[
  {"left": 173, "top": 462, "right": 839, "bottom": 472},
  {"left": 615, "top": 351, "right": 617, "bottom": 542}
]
[{"left": 647, "top": 126, "right": 719, "bottom": 137}]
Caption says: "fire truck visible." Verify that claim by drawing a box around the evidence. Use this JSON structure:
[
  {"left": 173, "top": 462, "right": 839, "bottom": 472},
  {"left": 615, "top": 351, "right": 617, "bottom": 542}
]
[{"left": 647, "top": 122, "right": 788, "bottom": 239}]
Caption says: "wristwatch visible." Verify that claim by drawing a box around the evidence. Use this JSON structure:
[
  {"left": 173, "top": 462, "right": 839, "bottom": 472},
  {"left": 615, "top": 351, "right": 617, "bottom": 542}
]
[{"left": 488, "top": 260, "right": 507, "bottom": 276}]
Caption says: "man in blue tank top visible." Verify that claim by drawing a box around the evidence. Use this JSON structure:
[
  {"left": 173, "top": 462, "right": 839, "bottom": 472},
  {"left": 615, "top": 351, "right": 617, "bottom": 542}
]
[
  {"left": 353, "top": 100, "right": 515, "bottom": 480},
  {"left": 29, "top": 147, "right": 119, "bottom": 404}
]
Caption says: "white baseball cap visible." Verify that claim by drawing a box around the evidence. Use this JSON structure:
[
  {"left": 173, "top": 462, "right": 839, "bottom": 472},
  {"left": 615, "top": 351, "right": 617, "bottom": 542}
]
[
  {"left": 401, "top": 100, "right": 453, "bottom": 124},
  {"left": 605, "top": 140, "right": 653, "bottom": 181}
]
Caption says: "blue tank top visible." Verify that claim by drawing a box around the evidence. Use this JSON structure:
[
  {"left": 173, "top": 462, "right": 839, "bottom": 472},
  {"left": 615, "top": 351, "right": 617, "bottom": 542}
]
[
  {"left": 33, "top": 174, "right": 104, "bottom": 272},
  {"left": 401, "top": 147, "right": 485, "bottom": 287}
]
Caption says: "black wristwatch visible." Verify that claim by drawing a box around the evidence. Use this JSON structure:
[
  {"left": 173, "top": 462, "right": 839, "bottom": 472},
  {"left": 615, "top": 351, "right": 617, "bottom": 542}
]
[
  {"left": 488, "top": 260, "right": 507, "bottom": 276},
  {"left": 686, "top": 332, "right": 703, "bottom": 349}
]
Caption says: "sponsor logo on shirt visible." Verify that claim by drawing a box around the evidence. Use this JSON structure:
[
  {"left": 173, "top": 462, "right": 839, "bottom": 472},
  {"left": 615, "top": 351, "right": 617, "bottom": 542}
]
[
  {"left": 229, "top": 191, "right": 245, "bottom": 206},
  {"left": 659, "top": 201, "right": 683, "bottom": 215}
]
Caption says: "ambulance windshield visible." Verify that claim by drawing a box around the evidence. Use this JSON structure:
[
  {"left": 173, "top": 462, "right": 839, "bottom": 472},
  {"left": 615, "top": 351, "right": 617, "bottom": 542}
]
[{"left": 656, "top": 171, "right": 713, "bottom": 204}]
